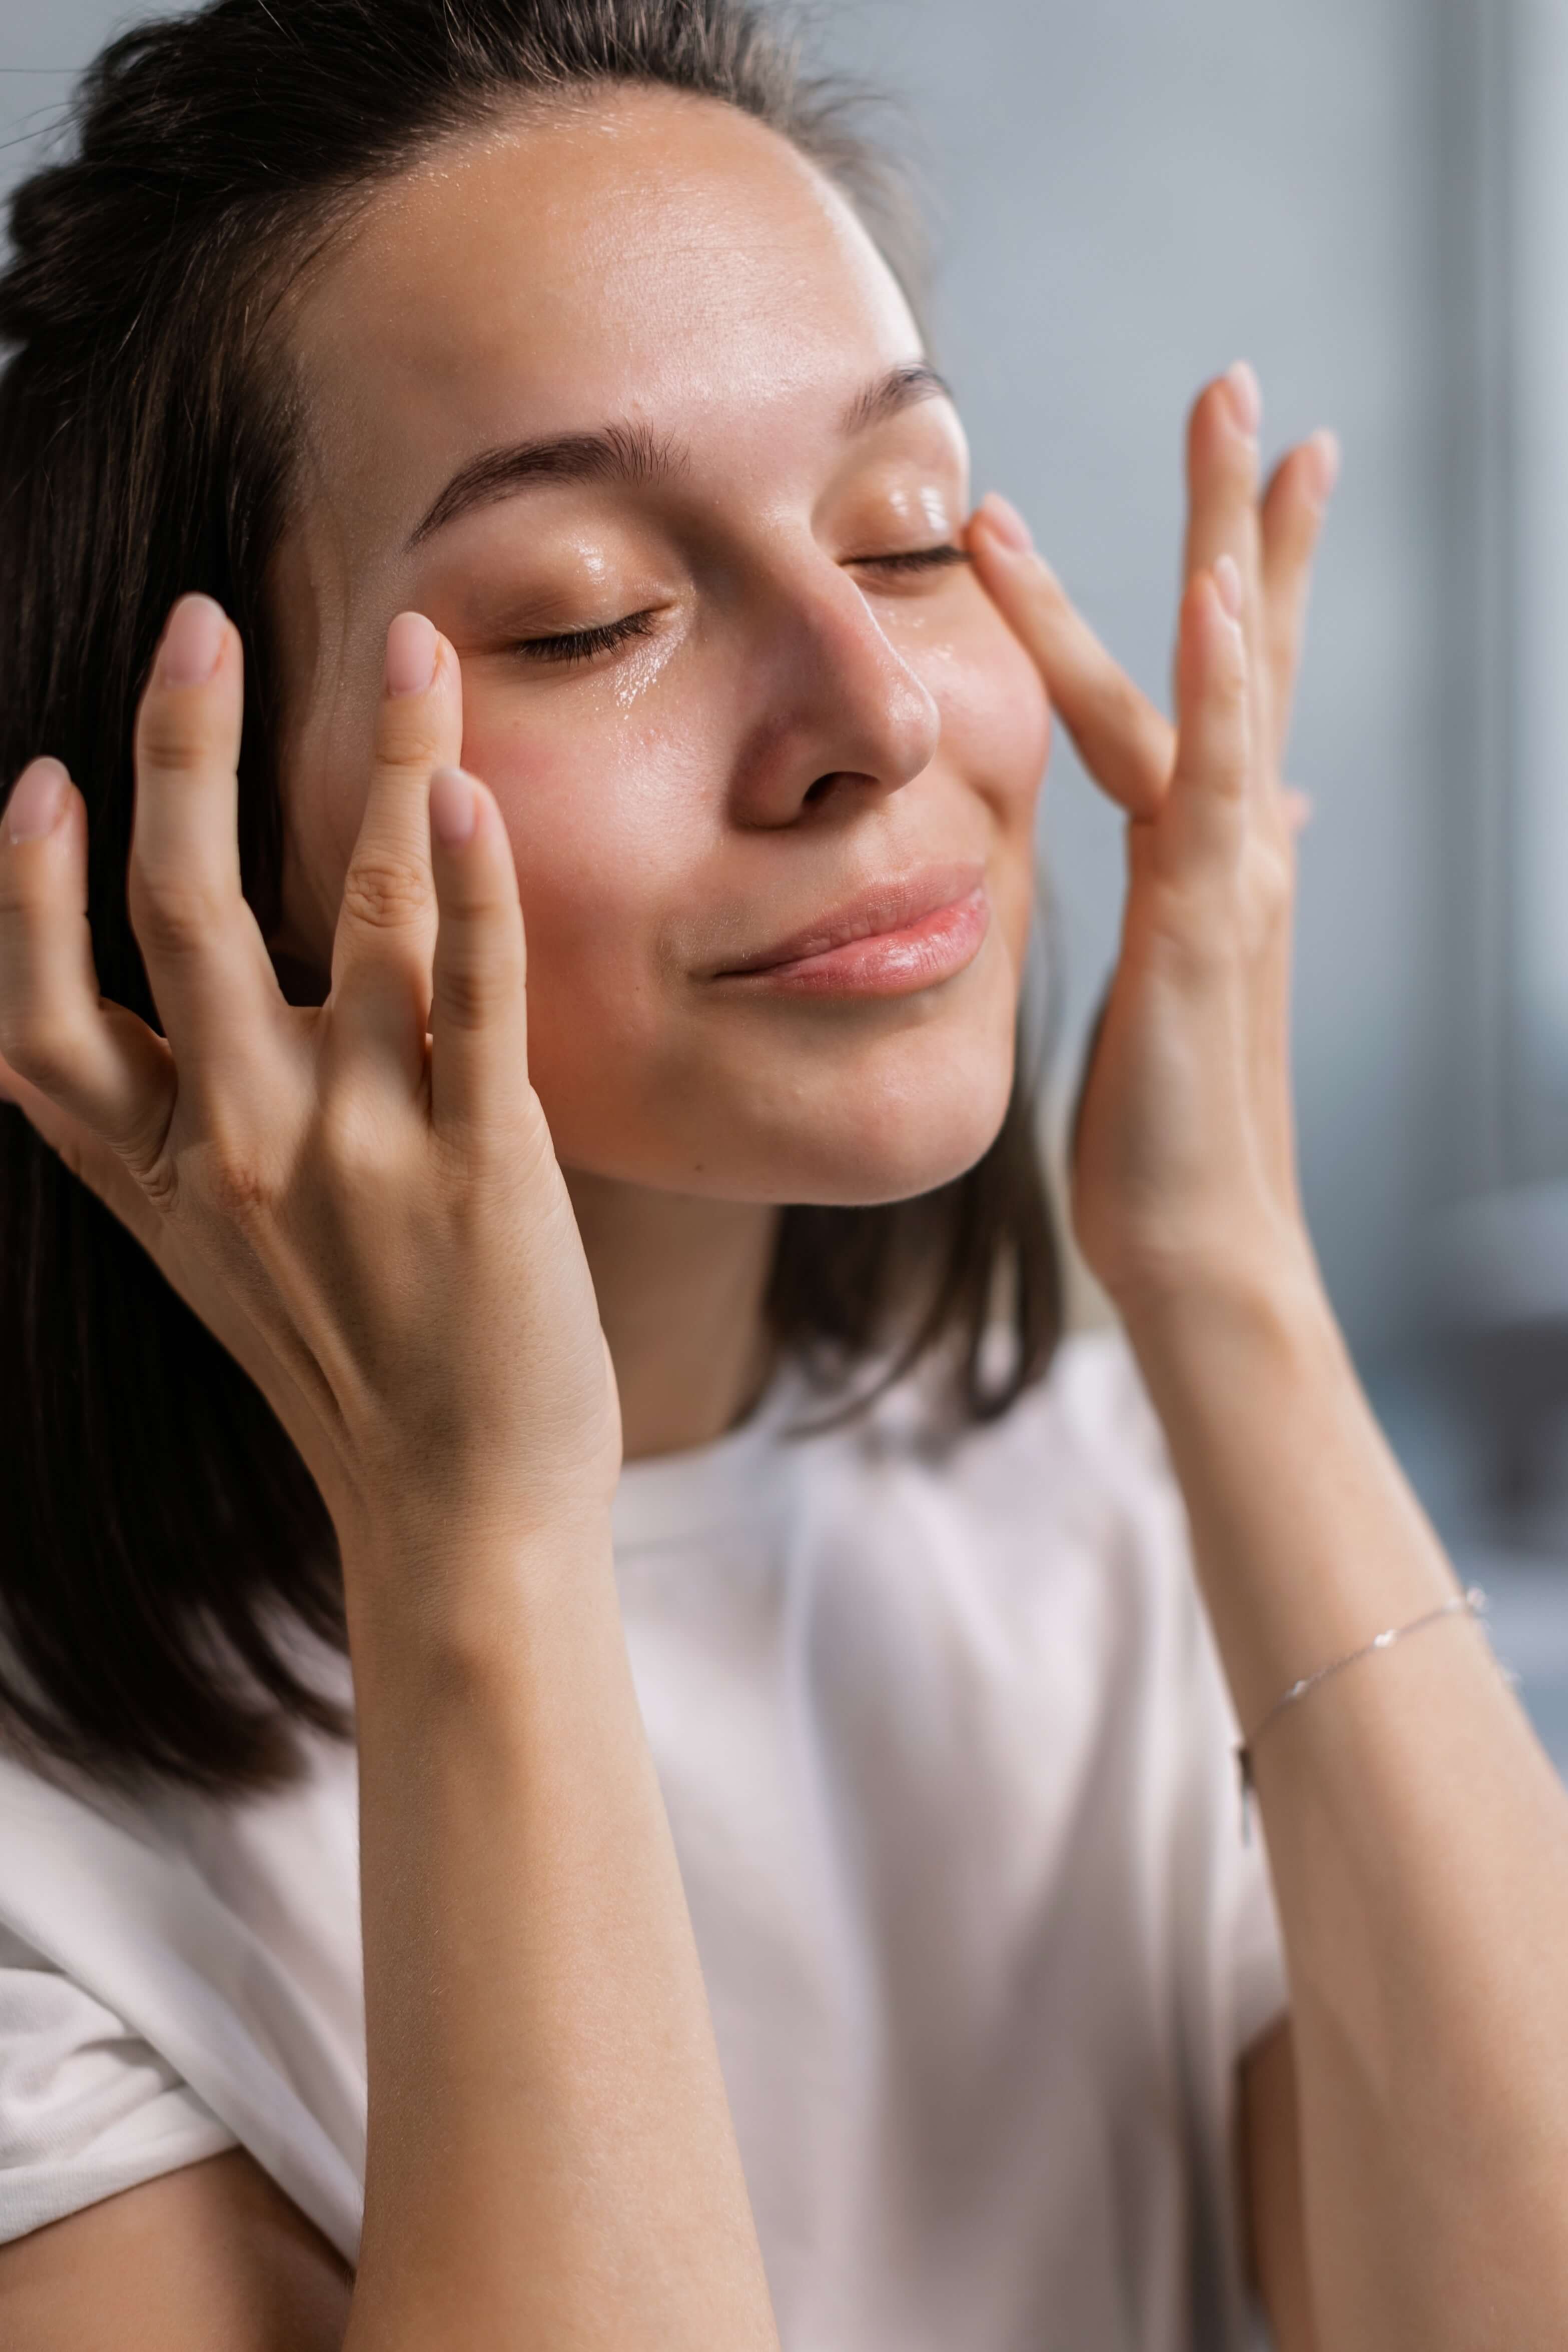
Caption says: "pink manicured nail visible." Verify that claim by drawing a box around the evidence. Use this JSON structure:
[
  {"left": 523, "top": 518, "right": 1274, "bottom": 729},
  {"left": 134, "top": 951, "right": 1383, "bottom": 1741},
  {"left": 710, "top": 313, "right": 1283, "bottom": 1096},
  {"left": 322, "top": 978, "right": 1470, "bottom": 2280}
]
[
  {"left": 157, "top": 594, "right": 226, "bottom": 687},
  {"left": 386, "top": 611, "right": 438, "bottom": 697},
  {"left": 1214, "top": 554, "right": 1244, "bottom": 620},
  {"left": 1308, "top": 429, "right": 1342, "bottom": 505},
  {"left": 6, "top": 756, "right": 69, "bottom": 844},
  {"left": 1224, "top": 361, "right": 1262, "bottom": 439},
  {"left": 978, "top": 492, "right": 1034, "bottom": 553},
  {"left": 429, "top": 765, "right": 477, "bottom": 848}
]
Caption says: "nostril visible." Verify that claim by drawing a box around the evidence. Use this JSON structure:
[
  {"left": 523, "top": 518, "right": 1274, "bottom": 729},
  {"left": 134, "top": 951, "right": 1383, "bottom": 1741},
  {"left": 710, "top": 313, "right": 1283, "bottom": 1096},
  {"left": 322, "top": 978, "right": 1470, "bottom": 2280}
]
[{"left": 804, "top": 770, "right": 883, "bottom": 806}]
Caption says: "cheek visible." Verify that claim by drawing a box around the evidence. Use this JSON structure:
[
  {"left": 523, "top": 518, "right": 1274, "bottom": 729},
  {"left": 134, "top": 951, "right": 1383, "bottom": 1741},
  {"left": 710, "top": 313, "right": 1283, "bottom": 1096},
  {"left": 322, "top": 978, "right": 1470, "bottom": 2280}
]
[
  {"left": 931, "top": 615, "right": 1052, "bottom": 820},
  {"left": 456, "top": 688, "right": 697, "bottom": 1035},
  {"left": 920, "top": 615, "right": 1051, "bottom": 958}
]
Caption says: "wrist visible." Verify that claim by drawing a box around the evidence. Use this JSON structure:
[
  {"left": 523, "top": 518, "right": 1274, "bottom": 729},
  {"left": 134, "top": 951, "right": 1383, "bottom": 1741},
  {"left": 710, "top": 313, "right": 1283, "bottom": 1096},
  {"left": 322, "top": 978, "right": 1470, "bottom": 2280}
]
[
  {"left": 338, "top": 1501, "right": 620, "bottom": 1695},
  {"left": 1113, "top": 1244, "right": 1360, "bottom": 1452},
  {"left": 1107, "top": 1224, "right": 1337, "bottom": 1370}
]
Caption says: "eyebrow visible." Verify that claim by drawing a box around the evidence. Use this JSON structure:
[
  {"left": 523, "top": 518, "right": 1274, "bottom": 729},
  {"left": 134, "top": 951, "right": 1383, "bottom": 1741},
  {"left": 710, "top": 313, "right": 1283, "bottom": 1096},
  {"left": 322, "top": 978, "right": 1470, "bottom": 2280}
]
[
  {"left": 403, "top": 362, "right": 958, "bottom": 551},
  {"left": 840, "top": 361, "right": 955, "bottom": 436},
  {"left": 406, "top": 420, "right": 686, "bottom": 550}
]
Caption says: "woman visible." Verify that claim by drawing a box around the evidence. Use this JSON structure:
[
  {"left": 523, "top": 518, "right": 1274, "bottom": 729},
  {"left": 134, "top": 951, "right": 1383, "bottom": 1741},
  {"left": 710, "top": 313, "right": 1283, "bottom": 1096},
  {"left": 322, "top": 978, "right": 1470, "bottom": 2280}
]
[{"left": 0, "top": 1, "right": 1564, "bottom": 2346}]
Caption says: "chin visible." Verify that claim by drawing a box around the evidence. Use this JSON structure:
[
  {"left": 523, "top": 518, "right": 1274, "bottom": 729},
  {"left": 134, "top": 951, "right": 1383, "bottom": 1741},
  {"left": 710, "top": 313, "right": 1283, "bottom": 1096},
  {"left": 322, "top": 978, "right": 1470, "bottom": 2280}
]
[
  {"left": 543, "top": 957, "right": 1027, "bottom": 1204},
  {"left": 721, "top": 1031, "right": 1022, "bottom": 1208}
]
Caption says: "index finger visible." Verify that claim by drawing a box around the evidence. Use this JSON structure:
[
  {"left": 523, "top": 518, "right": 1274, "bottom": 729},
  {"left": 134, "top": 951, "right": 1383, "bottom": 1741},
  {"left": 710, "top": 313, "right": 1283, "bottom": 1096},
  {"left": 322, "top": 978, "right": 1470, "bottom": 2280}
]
[
  {"left": 1181, "top": 367, "right": 1274, "bottom": 807},
  {"left": 126, "top": 597, "right": 285, "bottom": 1103},
  {"left": 966, "top": 498, "right": 1174, "bottom": 819}
]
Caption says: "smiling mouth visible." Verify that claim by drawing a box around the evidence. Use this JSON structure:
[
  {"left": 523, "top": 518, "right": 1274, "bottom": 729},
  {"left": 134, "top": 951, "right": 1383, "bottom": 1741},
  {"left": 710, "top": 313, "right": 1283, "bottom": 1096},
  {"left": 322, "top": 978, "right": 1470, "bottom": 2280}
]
[
  {"left": 709, "top": 864, "right": 991, "bottom": 999},
  {"left": 710, "top": 860, "right": 987, "bottom": 978}
]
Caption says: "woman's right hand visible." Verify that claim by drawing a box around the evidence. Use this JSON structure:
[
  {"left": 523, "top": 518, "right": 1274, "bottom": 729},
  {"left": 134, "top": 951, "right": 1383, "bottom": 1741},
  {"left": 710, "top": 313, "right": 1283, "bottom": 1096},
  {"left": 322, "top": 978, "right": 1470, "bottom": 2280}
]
[{"left": 0, "top": 595, "right": 622, "bottom": 1603}]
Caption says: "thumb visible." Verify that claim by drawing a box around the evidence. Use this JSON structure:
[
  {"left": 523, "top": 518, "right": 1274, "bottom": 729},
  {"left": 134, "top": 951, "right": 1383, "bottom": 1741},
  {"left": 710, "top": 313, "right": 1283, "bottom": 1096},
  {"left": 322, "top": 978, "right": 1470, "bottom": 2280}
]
[{"left": 0, "top": 1046, "right": 169, "bottom": 1266}]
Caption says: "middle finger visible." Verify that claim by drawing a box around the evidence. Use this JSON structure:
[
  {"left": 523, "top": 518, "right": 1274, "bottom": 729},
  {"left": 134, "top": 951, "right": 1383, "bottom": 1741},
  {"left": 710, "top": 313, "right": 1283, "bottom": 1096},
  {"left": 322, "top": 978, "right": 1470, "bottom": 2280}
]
[{"left": 326, "top": 611, "right": 464, "bottom": 1101}]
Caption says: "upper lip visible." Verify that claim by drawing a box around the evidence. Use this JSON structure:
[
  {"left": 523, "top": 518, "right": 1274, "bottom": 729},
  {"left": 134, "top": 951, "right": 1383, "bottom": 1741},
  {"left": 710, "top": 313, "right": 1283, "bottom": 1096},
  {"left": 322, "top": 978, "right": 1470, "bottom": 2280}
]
[{"left": 709, "top": 859, "right": 988, "bottom": 976}]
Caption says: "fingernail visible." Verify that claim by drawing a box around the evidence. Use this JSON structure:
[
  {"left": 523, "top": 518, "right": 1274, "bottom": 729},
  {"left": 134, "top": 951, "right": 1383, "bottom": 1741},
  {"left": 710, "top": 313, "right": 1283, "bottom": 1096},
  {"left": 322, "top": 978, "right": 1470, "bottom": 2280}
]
[
  {"left": 386, "top": 611, "right": 438, "bottom": 697},
  {"left": 1308, "top": 428, "right": 1342, "bottom": 506},
  {"left": 430, "top": 764, "right": 477, "bottom": 848},
  {"left": 6, "top": 756, "right": 69, "bottom": 844},
  {"left": 1225, "top": 360, "right": 1262, "bottom": 439},
  {"left": 978, "top": 492, "right": 1034, "bottom": 553},
  {"left": 1214, "top": 553, "right": 1244, "bottom": 621},
  {"left": 157, "top": 594, "right": 226, "bottom": 688}
]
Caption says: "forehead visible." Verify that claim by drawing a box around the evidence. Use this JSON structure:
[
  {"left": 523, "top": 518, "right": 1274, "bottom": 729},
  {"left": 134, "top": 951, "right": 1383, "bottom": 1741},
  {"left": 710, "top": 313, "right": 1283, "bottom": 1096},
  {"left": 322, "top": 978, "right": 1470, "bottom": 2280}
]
[{"left": 284, "top": 88, "right": 927, "bottom": 571}]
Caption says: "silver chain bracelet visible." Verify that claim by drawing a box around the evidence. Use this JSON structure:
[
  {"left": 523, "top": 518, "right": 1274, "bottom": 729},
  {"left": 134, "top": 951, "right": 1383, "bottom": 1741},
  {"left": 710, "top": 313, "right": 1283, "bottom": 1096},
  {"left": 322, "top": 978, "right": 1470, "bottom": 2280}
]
[{"left": 1235, "top": 1586, "right": 1515, "bottom": 1842}]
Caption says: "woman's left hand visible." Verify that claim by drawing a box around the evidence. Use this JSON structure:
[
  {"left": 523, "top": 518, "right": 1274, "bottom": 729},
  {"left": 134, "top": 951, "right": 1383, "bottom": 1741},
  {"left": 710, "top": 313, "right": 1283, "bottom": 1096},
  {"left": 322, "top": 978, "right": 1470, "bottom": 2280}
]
[{"left": 966, "top": 363, "right": 1340, "bottom": 1324}]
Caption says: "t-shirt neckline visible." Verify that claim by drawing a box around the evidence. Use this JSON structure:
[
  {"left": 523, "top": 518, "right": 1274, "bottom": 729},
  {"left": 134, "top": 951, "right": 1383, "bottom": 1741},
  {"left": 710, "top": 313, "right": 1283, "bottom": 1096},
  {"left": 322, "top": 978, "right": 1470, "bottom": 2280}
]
[{"left": 610, "top": 1355, "right": 827, "bottom": 1553}]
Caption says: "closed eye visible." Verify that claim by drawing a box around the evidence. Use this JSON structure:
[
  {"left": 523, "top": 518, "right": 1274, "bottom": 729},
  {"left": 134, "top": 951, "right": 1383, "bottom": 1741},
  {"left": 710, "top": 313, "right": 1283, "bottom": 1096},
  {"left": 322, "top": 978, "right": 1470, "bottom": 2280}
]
[
  {"left": 509, "top": 609, "right": 660, "bottom": 665},
  {"left": 509, "top": 544, "right": 969, "bottom": 666},
  {"left": 851, "top": 543, "right": 971, "bottom": 574}
]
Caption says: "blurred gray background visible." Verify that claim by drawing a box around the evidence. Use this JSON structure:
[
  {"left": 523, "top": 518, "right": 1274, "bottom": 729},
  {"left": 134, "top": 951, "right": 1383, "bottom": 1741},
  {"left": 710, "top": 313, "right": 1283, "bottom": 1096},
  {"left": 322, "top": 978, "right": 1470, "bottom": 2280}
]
[{"left": 7, "top": 0, "right": 1568, "bottom": 1750}]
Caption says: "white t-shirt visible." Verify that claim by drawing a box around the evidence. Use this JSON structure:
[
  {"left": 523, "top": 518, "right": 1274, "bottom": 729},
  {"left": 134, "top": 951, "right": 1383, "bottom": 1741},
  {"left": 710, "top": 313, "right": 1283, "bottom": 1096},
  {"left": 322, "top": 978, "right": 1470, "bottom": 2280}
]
[{"left": 0, "top": 1329, "right": 1288, "bottom": 2350}]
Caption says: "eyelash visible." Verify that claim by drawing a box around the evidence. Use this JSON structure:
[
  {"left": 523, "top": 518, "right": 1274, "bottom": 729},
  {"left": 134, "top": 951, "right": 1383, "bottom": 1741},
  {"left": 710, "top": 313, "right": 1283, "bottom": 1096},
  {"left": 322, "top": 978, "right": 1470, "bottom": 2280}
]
[
  {"left": 512, "top": 543, "right": 971, "bottom": 667},
  {"left": 519, "top": 610, "right": 660, "bottom": 666}
]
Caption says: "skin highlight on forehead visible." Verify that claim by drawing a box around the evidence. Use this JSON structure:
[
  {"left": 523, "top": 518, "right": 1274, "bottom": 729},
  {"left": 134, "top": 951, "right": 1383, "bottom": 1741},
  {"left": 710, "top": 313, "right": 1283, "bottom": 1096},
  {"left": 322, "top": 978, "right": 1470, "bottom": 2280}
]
[{"left": 281, "top": 86, "right": 946, "bottom": 590}]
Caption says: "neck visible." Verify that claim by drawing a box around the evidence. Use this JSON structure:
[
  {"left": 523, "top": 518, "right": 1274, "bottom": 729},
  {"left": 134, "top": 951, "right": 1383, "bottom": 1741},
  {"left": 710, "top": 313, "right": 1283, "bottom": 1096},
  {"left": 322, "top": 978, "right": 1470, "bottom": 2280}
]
[{"left": 562, "top": 1170, "right": 783, "bottom": 1461}]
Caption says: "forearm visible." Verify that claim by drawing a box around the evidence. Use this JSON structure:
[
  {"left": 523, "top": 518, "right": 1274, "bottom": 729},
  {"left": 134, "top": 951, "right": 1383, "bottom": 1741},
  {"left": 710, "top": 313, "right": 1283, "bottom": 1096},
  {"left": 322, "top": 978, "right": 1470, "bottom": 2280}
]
[
  {"left": 338, "top": 1514, "right": 779, "bottom": 2352},
  {"left": 1124, "top": 1271, "right": 1568, "bottom": 2349}
]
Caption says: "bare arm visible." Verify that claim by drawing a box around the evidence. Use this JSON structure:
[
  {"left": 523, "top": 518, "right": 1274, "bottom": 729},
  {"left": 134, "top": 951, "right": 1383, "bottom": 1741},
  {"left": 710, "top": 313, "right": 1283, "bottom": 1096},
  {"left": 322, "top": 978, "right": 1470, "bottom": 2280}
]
[
  {"left": 339, "top": 1511, "right": 778, "bottom": 2351},
  {"left": 0, "top": 597, "right": 778, "bottom": 2348},
  {"left": 970, "top": 365, "right": 1568, "bottom": 2344},
  {"left": 1137, "top": 1280, "right": 1568, "bottom": 2349}
]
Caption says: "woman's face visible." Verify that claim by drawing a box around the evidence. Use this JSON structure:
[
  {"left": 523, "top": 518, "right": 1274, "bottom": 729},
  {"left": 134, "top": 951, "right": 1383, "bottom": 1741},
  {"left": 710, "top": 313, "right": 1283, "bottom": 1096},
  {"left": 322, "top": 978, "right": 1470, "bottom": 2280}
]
[{"left": 268, "top": 88, "right": 1050, "bottom": 1205}]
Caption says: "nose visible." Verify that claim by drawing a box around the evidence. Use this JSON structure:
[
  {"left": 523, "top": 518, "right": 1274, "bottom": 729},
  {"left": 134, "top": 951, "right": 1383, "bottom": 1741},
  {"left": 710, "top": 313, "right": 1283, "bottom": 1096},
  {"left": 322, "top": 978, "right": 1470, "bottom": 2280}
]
[{"left": 724, "top": 549, "right": 943, "bottom": 828}]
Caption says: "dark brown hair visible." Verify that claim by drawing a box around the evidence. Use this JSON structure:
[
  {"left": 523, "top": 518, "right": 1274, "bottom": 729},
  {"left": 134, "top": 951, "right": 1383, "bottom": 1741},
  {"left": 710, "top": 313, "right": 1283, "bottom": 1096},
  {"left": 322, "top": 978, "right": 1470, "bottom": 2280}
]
[{"left": 0, "top": 0, "right": 1062, "bottom": 1801}]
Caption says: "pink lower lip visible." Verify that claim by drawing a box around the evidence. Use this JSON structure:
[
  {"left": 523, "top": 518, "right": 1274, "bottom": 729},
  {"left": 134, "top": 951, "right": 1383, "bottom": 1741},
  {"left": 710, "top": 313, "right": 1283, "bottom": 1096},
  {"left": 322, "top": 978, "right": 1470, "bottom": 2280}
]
[{"left": 717, "top": 886, "right": 991, "bottom": 995}]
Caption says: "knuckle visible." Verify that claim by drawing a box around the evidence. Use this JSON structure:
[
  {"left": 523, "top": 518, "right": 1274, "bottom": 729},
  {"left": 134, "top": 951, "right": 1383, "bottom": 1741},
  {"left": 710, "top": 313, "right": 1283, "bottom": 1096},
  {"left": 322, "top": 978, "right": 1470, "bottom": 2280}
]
[
  {"left": 1251, "top": 846, "right": 1293, "bottom": 925},
  {"left": 128, "top": 868, "right": 229, "bottom": 958},
  {"left": 137, "top": 703, "right": 229, "bottom": 776},
  {"left": 1220, "top": 656, "right": 1251, "bottom": 713},
  {"left": 341, "top": 851, "right": 431, "bottom": 935},
  {"left": 316, "top": 1085, "right": 401, "bottom": 1183},
  {"left": 434, "top": 951, "right": 515, "bottom": 1032},
  {"left": 134, "top": 1150, "right": 181, "bottom": 1219},
  {"left": 201, "top": 1136, "right": 275, "bottom": 1226},
  {"left": 375, "top": 719, "right": 446, "bottom": 776},
  {"left": 2, "top": 1012, "right": 82, "bottom": 1091}
]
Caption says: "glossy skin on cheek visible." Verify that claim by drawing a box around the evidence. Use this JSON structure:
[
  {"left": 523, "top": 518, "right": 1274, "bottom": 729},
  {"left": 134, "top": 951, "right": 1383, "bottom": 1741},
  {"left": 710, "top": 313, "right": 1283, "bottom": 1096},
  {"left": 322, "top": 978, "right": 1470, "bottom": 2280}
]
[{"left": 270, "top": 90, "right": 1052, "bottom": 1207}]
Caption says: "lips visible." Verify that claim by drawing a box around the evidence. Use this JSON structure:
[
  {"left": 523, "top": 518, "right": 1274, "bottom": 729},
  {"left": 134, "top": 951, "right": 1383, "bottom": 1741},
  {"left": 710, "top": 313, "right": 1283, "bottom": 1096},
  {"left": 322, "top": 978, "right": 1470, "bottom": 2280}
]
[{"left": 709, "top": 860, "right": 988, "bottom": 977}]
